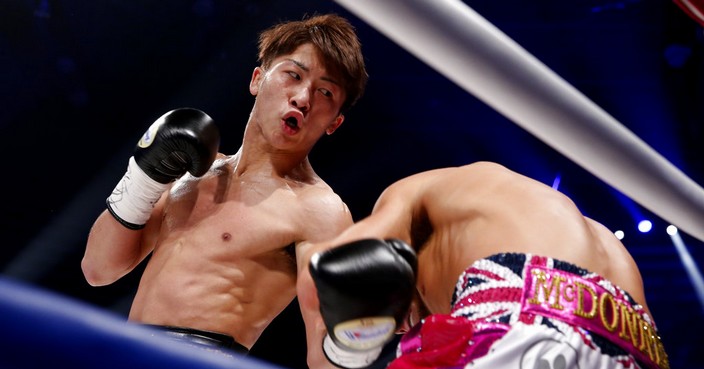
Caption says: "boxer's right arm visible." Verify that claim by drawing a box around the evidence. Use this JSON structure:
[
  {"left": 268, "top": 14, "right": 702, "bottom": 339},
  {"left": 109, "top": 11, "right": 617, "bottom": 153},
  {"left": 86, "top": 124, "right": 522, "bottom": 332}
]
[
  {"left": 82, "top": 108, "right": 219, "bottom": 286},
  {"left": 107, "top": 108, "right": 220, "bottom": 229}
]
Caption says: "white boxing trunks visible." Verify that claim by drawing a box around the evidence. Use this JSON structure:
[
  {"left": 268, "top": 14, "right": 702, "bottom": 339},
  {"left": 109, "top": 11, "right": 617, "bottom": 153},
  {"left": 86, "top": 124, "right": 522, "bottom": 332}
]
[{"left": 390, "top": 253, "right": 668, "bottom": 369}]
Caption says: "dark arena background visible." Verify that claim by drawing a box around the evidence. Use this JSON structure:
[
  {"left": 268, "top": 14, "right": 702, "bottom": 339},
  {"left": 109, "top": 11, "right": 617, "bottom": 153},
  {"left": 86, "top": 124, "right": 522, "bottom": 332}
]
[{"left": 1, "top": 0, "right": 703, "bottom": 368}]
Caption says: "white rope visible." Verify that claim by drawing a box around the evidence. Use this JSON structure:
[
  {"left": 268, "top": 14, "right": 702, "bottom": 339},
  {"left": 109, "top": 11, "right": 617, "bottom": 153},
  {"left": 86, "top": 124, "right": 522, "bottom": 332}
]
[{"left": 335, "top": 0, "right": 704, "bottom": 242}]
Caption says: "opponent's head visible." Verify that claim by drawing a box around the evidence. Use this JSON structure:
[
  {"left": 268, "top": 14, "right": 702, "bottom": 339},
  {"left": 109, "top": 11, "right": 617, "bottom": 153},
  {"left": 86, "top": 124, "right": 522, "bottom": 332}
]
[{"left": 257, "top": 13, "right": 368, "bottom": 113}]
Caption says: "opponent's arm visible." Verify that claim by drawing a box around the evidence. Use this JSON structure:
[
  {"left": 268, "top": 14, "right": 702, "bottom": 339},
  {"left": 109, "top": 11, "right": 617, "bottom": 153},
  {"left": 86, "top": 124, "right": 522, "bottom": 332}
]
[
  {"left": 301, "top": 238, "right": 417, "bottom": 369},
  {"left": 82, "top": 108, "right": 219, "bottom": 286}
]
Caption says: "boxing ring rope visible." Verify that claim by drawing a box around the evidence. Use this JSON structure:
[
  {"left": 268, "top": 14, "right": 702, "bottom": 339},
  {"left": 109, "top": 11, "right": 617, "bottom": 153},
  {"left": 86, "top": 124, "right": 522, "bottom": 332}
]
[
  {"left": 0, "top": 277, "right": 284, "bottom": 369},
  {"left": 333, "top": 0, "right": 704, "bottom": 242},
  {"left": 3, "top": 3, "right": 703, "bottom": 367}
]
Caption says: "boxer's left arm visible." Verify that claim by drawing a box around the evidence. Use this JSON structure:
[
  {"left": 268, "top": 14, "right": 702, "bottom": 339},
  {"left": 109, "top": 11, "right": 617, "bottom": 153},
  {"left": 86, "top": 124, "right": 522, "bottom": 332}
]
[
  {"left": 297, "top": 242, "right": 339, "bottom": 369},
  {"left": 295, "top": 190, "right": 355, "bottom": 369},
  {"left": 297, "top": 239, "right": 418, "bottom": 369},
  {"left": 311, "top": 239, "right": 417, "bottom": 369},
  {"left": 297, "top": 227, "right": 417, "bottom": 369},
  {"left": 296, "top": 179, "right": 421, "bottom": 369}
]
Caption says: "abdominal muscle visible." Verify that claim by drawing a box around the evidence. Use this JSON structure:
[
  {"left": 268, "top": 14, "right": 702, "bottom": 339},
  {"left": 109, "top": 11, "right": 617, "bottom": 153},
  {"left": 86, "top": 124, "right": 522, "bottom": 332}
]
[
  {"left": 128, "top": 229, "right": 298, "bottom": 349},
  {"left": 126, "top": 158, "right": 306, "bottom": 348}
]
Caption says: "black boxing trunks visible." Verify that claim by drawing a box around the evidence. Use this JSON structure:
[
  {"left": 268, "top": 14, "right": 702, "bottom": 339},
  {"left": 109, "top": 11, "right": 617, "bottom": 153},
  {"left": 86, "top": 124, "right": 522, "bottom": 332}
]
[
  {"left": 143, "top": 325, "right": 249, "bottom": 357},
  {"left": 391, "top": 253, "right": 669, "bottom": 369}
]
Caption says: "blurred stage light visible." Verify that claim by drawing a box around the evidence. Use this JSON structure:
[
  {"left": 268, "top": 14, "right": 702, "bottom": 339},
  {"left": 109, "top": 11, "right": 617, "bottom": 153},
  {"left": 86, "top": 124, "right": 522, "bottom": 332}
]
[
  {"left": 614, "top": 230, "right": 625, "bottom": 240},
  {"left": 637, "top": 220, "right": 652, "bottom": 233},
  {"left": 551, "top": 174, "right": 561, "bottom": 190},
  {"left": 669, "top": 227, "right": 704, "bottom": 314},
  {"left": 667, "top": 225, "right": 678, "bottom": 236},
  {"left": 664, "top": 44, "right": 692, "bottom": 69}
]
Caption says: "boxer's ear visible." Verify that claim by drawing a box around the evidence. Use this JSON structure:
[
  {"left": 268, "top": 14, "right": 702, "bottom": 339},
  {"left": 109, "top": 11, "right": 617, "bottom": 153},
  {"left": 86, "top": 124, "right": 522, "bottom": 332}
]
[{"left": 326, "top": 115, "right": 344, "bottom": 135}]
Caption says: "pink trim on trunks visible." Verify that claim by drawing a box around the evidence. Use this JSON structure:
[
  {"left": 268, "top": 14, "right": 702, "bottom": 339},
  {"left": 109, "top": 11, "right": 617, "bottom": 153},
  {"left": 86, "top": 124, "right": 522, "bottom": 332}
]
[{"left": 392, "top": 253, "right": 668, "bottom": 369}]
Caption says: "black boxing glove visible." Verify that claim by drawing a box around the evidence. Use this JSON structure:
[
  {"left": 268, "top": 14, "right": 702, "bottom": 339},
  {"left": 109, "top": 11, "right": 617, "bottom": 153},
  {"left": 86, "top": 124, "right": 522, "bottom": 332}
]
[
  {"left": 309, "top": 239, "right": 417, "bottom": 369},
  {"left": 106, "top": 108, "right": 220, "bottom": 229}
]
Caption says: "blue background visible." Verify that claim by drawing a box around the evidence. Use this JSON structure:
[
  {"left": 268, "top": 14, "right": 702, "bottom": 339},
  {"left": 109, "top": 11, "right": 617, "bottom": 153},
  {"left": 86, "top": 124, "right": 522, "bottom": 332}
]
[{"left": 1, "top": 1, "right": 702, "bottom": 368}]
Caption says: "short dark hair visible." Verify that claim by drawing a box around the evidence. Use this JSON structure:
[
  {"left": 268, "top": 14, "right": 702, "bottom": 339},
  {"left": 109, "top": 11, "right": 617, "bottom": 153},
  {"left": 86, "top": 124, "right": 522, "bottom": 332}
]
[{"left": 258, "top": 13, "right": 368, "bottom": 112}]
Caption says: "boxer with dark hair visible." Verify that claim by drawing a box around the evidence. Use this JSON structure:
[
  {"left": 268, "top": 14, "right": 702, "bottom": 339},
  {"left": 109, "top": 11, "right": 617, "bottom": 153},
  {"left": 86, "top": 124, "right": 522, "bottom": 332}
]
[
  {"left": 299, "top": 162, "right": 668, "bottom": 369},
  {"left": 82, "top": 13, "right": 368, "bottom": 355}
]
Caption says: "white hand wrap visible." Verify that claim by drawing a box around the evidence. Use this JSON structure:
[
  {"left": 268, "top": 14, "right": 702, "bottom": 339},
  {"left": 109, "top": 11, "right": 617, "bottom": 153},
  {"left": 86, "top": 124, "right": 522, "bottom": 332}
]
[
  {"left": 322, "top": 334, "right": 383, "bottom": 369},
  {"left": 106, "top": 157, "right": 169, "bottom": 229}
]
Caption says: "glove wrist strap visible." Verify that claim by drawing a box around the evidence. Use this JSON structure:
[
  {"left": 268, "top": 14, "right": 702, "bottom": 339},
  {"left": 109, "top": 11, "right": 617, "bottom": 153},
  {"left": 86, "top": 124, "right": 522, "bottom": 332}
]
[
  {"left": 322, "top": 335, "right": 383, "bottom": 369},
  {"left": 106, "top": 157, "right": 169, "bottom": 229}
]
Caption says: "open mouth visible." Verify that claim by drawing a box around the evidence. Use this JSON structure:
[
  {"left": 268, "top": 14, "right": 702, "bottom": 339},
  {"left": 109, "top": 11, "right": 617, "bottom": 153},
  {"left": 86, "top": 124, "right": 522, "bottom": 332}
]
[{"left": 284, "top": 116, "right": 299, "bottom": 129}]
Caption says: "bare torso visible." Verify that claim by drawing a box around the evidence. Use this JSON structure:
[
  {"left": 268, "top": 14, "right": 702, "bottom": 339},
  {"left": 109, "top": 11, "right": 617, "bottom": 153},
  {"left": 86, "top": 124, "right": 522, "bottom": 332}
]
[
  {"left": 382, "top": 162, "right": 648, "bottom": 316},
  {"left": 129, "top": 154, "right": 350, "bottom": 348}
]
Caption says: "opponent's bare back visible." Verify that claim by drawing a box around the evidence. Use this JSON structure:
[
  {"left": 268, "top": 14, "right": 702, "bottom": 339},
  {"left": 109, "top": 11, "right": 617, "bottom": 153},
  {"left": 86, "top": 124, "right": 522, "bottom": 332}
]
[{"left": 349, "top": 162, "right": 648, "bottom": 316}]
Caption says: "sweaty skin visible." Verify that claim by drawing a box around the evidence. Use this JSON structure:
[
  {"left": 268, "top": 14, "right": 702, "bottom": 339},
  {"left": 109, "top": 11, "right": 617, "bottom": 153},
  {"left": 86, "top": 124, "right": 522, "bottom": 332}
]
[
  {"left": 83, "top": 43, "right": 352, "bottom": 349},
  {"left": 297, "top": 161, "right": 650, "bottom": 369}
]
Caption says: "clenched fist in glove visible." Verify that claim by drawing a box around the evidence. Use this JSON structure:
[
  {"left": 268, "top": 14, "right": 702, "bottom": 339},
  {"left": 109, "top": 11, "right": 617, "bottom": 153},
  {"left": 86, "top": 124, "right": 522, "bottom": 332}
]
[
  {"left": 107, "top": 108, "right": 220, "bottom": 229},
  {"left": 310, "top": 238, "right": 417, "bottom": 368}
]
